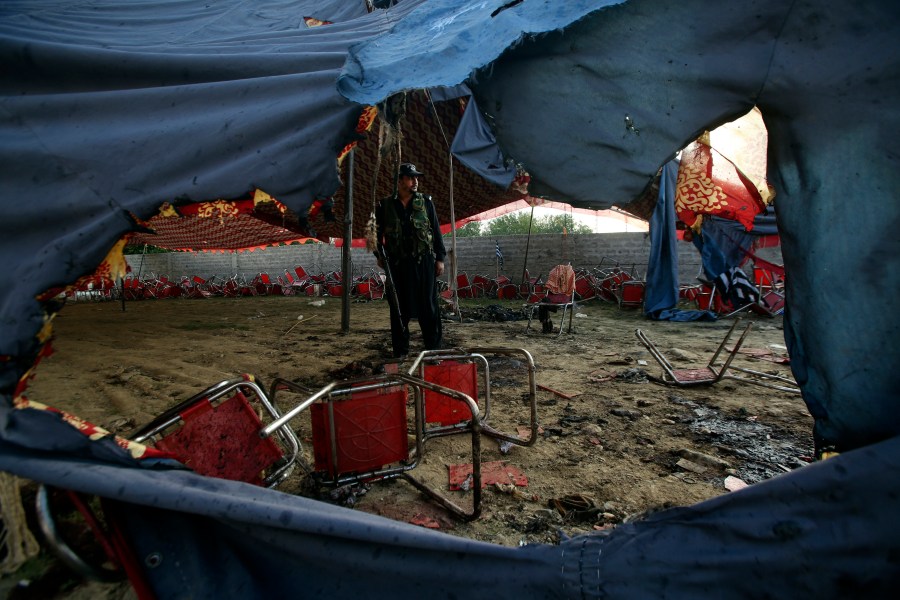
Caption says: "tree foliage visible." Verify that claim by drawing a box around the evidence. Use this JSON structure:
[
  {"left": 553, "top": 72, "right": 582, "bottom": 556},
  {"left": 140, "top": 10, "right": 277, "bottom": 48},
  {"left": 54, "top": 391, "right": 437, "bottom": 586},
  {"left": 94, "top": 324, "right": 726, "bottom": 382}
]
[
  {"left": 450, "top": 221, "right": 483, "bottom": 238},
  {"left": 444, "top": 211, "right": 594, "bottom": 238},
  {"left": 477, "top": 212, "right": 593, "bottom": 236}
]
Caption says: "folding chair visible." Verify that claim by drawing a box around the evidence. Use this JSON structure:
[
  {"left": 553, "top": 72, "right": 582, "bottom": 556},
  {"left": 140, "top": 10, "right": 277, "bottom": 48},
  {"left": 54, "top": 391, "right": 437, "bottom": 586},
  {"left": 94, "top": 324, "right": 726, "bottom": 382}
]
[
  {"left": 406, "top": 347, "right": 539, "bottom": 448},
  {"left": 616, "top": 279, "right": 646, "bottom": 309},
  {"left": 251, "top": 272, "right": 282, "bottom": 296},
  {"left": 324, "top": 270, "right": 343, "bottom": 297},
  {"left": 524, "top": 264, "right": 576, "bottom": 336},
  {"left": 282, "top": 269, "right": 307, "bottom": 295},
  {"left": 131, "top": 375, "right": 300, "bottom": 488},
  {"left": 122, "top": 275, "right": 152, "bottom": 300},
  {"left": 456, "top": 272, "right": 479, "bottom": 298},
  {"left": 694, "top": 283, "right": 755, "bottom": 317},
  {"left": 263, "top": 373, "right": 484, "bottom": 521},
  {"left": 181, "top": 275, "right": 213, "bottom": 299},
  {"left": 494, "top": 275, "right": 519, "bottom": 300},
  {"left": 749, "top": 257, "right": 786, "bottom": 316},
  {"left": 219, "top": 274, "right": 241, "bottom": 298},
  {"left": 518, "top": 269, "right": 543, "bottom": 299},
  {"left": 635, "top": 319, "right": 753, "bottom": 386},
  {"left": 353, "top": 270, "right": 385, "bottom": 300},
  {"left": 752, "top": 288, "right": 786, "bottom": 317},
  {"left": 574, "top": 269, "right": 598, "bottom": 301},
  {"left": 595, "top": 261, "right": 634, "bottom": 303},
  {"left": 36, "top": 375, "right": 302, "bottom": 587},
  {"left": 152, "top": 275, "right": 181, "bottom": 299},
  {"left": 293, "top": 265, "right": 313, "bottom": 289}
]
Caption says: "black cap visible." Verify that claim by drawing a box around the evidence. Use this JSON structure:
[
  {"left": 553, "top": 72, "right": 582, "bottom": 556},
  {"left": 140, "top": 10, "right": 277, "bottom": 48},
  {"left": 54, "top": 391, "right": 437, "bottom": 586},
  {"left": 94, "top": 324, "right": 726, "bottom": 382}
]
[{"left": 398, "top": 163, "right": 424, "bottom": 177}]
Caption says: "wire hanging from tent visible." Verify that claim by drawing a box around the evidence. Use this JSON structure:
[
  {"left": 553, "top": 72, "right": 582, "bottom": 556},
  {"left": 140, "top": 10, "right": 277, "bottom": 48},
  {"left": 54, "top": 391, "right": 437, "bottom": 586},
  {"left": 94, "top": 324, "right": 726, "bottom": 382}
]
[
  {"left": 423, "top": 88, "right": 460, "bottom": 318},
  {"left": 365, "top": 94, "right": 408, "bottom": 253}
]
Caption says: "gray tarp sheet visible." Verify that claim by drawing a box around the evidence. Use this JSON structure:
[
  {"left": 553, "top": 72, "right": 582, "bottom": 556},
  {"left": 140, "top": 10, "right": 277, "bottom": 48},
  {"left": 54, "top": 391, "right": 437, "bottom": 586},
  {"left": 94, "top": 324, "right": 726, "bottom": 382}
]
[{"left": 2, "top": 0, "right": 900, "bottom": 597}]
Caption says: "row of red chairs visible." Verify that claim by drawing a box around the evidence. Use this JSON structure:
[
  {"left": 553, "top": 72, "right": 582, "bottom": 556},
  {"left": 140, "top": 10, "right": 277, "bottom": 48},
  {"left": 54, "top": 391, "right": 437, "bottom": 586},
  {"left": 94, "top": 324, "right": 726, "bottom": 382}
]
[
  {"left": 67, "top": 267, "right": 387, "bottom": 302},
  {"left": 67, "top": 260, "right": 650, "bottom": 308},
  {"left": 452, "top": 259, "right": 646, "bottom": 309}
]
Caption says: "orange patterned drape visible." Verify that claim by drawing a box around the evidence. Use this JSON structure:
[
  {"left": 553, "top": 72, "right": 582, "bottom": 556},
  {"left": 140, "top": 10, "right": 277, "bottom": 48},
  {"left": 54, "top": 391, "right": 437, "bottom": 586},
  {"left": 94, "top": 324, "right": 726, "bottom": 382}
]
[{"left": 675, "top": 132, "right": 769, "bottom": 232}]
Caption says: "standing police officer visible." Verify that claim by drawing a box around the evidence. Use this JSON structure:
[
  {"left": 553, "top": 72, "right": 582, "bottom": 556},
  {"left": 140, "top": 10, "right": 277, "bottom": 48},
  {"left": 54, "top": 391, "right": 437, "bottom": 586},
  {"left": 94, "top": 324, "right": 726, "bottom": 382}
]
[{"left": 375, "top": 163, "right": 446, "bottom": 358}]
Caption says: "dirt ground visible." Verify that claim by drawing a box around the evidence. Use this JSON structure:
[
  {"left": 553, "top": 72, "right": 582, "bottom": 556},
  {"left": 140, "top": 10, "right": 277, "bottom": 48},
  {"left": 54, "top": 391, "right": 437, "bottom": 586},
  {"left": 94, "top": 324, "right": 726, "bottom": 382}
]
[{"left": 10, "top": 293, "right": 814, "bottom": 596}]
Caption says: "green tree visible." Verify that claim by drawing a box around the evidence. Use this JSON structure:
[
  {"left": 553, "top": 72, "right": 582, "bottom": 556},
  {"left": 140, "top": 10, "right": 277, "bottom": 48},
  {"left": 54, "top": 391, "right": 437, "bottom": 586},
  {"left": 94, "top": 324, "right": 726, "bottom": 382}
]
[
  {"left": 447, "top": 221, "right": 483, "bottom": 238},
  {"left": 483, "top": 211, "right": 534, "bottom": 236},
  {"left": 539, "top": 214, "right": 593, "bottom": 235},
  {"left": 483, "top": 211, "right": 592, "bottom": 236}
]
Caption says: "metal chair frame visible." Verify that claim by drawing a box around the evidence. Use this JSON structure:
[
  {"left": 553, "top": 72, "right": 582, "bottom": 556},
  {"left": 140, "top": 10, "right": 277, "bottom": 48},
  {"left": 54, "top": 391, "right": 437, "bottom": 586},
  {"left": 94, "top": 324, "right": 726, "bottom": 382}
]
[
  {"left": 524, "top": 290, "right": 576, "bottom": 337},
  {"left": 636, "top": 319, "right": 801, "bottom": 393},
  {"left": 635, "top": 319, "right": 753, "bottom": 386},
  {"left": 406, "top": 347, "right": 539, "bottom": 448},
  {"left": 131, "top": 376, "right": 300, "bottom": 488},
  {"left": 36, "top": 375, "right": 302, "bottom": 586},
  {"left": 264, "top": 373, "right": 484, "bottom": 521}
]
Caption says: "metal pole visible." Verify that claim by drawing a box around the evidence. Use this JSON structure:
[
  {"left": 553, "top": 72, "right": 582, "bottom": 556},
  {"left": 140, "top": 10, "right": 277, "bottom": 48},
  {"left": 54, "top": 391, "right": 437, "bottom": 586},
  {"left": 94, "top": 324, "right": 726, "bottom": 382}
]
[
  {"left": 448, "top": 154, "right": 459, "bottom": 317},
  {"left": 521, "top": 204, "right": 535, "bottom": 284},
  {"left": 341, "top": 148, "right": 354, "bottom": 332}
]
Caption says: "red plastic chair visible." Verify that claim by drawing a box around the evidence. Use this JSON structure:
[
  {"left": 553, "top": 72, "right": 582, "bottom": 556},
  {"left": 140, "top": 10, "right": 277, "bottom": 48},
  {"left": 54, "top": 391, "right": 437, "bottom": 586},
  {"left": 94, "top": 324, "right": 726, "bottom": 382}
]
[
  {"left": 456, "top": 272, "right": 479, "bottom": 298},
  {"left": 131, "top": 375, "right": 299, "bottom": 488},
  {"left": 265, "top": 373, "right": 483, "bottom": 520},
  {"left": 409, "top": 347, "right": 539, "bottom": 448}
]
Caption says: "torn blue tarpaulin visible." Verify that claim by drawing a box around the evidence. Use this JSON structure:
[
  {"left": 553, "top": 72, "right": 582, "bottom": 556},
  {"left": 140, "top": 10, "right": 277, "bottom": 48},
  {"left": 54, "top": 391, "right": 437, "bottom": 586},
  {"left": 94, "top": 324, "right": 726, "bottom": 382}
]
[
  {"left": 425, "top": 84, "right": 518, "bottom": 188},
  {"left": 451, "top": 96, "right": 516, "bottom": 188},
  {"left": 643, "top": 160, "right": 716, "bottom": 321},
  {"left": 1, "top": 427, "right": 898, "bottom": 597},
  {"left": 692, "top": 230, "right": 759, "bottom": 309},
  {"left": 644, "top": 161, "right": 681, "bottom": 315}
]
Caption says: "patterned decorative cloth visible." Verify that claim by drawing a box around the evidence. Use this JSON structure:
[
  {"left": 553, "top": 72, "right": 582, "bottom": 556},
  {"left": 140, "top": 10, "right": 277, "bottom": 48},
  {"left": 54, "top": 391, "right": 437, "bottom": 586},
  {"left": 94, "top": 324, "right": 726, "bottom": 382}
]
[
  {"left": 130, "top": 191, "right": 316, "bottom": 252},
  {"left": 675, "top": 132, "right": 770, "bottom": 232},
  {"left": 545, "top": 264, "right": 576, "bottom": 296}
]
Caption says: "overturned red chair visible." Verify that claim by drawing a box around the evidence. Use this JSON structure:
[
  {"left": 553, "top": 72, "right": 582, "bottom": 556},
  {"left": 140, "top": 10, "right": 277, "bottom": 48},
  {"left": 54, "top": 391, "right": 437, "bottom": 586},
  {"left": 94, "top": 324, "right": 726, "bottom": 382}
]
[
  {"left": 263, "top": 373, "right": 484, "bottom": 521},
  {"left": 130, "top": 375, "right": 300, "bottom": 487},
  {"left": 36, "top": 374, "right": 302, "bottom": 585},
  {"left": 637, "top": 319, "right": 801, "bottom": 393},
  {"left": 406, "top": 347, "right": 539, "bottom": 449},
  {"left": 635, "top": 319, "right": 753, "bottom": 386}
]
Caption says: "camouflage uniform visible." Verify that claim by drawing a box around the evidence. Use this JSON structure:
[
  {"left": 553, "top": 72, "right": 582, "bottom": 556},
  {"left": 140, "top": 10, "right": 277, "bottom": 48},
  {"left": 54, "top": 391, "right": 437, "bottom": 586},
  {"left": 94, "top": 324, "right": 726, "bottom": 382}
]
[{"left": 376, "top": 191, "right": 446, "bottom": 357}]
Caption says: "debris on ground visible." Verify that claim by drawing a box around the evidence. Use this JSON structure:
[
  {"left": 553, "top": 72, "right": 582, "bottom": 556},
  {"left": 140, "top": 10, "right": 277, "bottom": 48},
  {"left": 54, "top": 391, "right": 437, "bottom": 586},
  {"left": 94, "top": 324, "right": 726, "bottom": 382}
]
[
  {"left": 448, "top": 461, "right": 528, "bottom": 490},
  {"left": 724, "top": 475, "right": 749, "bottom": 492},
  {"left": 616, "top": 368, "right": 649, "bottom": 383},
  {"left": 675, "top": 458, "right": 708, "bottom": 474},
  {"left": 459, "top": 304, "right": 528, "bottom": 322},
  {"left": 548, "top": 494, "right": 599, "bottom": 521},
  {"left": 328, "top": 360, "right": 380, "bottom": 379},
  {"left": 410, "top": 514, "right": 442, "bottom": 529}
]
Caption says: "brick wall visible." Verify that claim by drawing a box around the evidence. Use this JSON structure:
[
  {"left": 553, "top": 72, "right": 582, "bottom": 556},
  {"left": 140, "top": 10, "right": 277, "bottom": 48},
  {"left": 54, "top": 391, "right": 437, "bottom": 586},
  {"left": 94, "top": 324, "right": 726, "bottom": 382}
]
[{"left": 126, "top": 233, "right": 782, "bottom": 286}]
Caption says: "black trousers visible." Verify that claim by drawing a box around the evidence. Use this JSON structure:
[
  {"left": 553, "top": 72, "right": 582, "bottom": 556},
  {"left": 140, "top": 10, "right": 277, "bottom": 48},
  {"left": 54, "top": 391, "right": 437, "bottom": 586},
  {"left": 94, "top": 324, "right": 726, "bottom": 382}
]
[{"left": 388, "top": 256, "right": 442, "bottom": 357}]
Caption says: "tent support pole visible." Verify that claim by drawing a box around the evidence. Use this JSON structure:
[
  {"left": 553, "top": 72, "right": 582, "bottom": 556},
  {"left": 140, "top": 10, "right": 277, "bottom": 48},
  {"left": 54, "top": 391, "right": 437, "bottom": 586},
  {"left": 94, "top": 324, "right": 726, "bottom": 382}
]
[
  {"left": 448, "top": 155, "right": 459, "bottom": 319},
  {"left": 341, "top": 148, "right": 354, "bottom": 332},
  {"left": 521, "top": 204, "right": 535, "bottom": 284}
]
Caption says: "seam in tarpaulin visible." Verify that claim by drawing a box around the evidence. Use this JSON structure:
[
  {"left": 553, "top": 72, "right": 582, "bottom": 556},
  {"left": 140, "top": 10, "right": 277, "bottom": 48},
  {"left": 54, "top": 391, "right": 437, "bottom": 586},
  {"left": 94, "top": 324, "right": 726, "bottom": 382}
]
[
  {"left": 560, "top": 534, "right": 606, "bottom": 599},
  {"left": 755, "top": 0, "right": 798, "bottom": 104}
]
